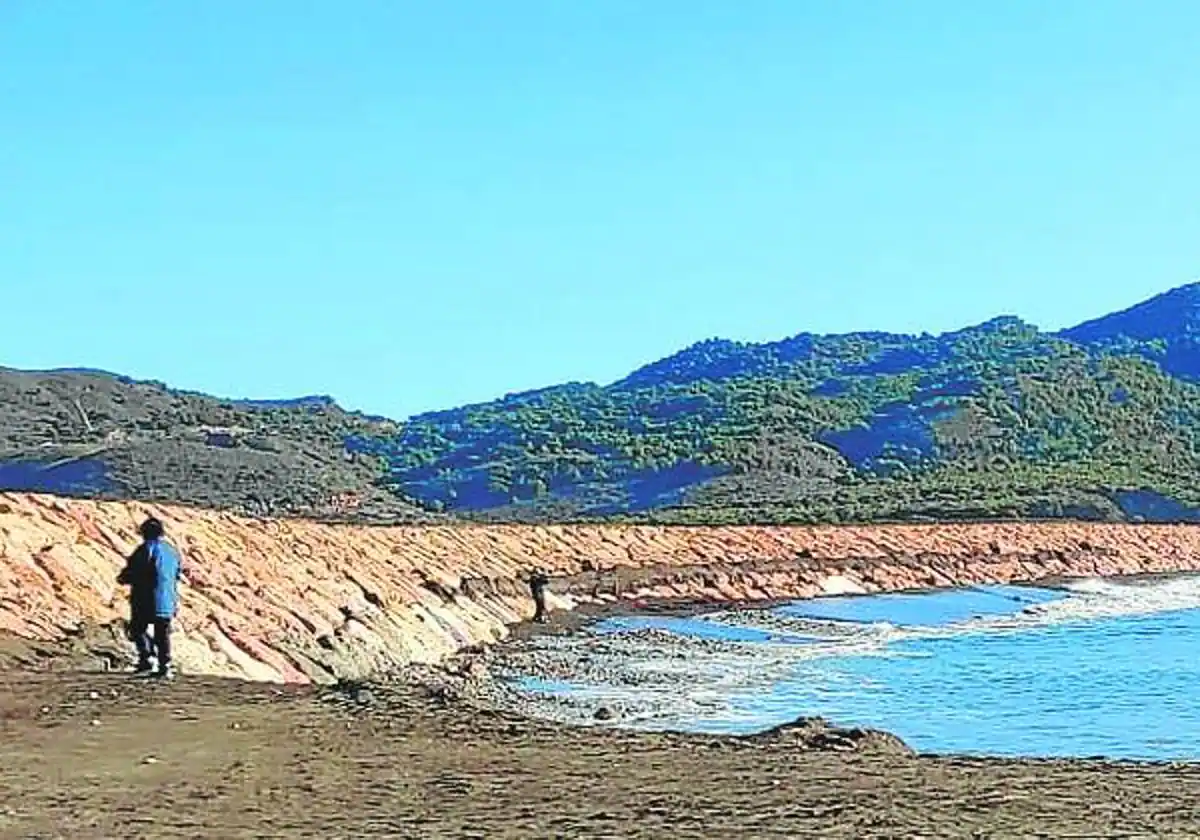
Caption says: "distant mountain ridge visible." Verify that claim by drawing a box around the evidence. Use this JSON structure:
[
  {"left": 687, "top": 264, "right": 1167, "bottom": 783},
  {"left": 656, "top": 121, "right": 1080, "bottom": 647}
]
[
  {"left": 1057, "top": 281, "right": 1200, "bottom": 380},
  {"left": 6, "top": 282, "right": 1200, "bottom": 524}
]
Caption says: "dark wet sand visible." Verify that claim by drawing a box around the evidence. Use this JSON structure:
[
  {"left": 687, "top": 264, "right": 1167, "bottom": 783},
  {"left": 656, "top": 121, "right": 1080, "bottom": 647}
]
[{"left": 4, "top": 668, "right": 1200, "bottom": 839}]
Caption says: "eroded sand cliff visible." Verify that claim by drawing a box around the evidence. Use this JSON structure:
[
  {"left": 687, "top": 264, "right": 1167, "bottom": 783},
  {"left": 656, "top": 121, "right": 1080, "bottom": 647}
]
[{"left": 4, "top": 492, "right": 1200, "bottom": 684}]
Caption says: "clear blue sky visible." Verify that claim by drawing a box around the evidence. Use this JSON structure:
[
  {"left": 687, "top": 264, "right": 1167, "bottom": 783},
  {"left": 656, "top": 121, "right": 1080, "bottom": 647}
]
[{"left": 4, "top": 1, "right": 1200, "bottom": 418}]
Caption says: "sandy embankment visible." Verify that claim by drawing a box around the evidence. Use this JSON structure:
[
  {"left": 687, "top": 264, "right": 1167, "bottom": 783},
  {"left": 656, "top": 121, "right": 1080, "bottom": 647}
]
[{"left": 5, "top": 491, "right": 1200, "bottom": 682}]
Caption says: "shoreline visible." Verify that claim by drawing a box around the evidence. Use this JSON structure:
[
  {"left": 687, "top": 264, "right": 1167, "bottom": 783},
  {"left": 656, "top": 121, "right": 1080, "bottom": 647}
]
[
  {"left": 6, "top": 570, "right": 1200, "bottom": 837},
  {"left": 480, "top": 570, "right": 1200, "bottom": 763},
  {"left": 512, "top": 567, "right": 1192, "bottom": 643},
  {"left": 6, "top": 665, "right": 1200, "bottom": 838},
  {"left": 6, "top": 566, "right": 1196, "bottom": 761}
]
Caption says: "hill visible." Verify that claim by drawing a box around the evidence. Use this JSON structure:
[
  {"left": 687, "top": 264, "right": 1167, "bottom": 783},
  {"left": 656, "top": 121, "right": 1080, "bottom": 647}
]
[
  {"left": 7, "top": 282, "right": 1200, "bottom": 524},
  {"left": 0, "top": 368, "right": 433, "bottom": 521}
]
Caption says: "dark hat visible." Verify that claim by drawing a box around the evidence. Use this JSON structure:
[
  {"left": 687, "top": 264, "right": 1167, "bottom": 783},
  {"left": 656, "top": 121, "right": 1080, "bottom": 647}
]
[{"left": 139, "top": 517, "right": 165, "bottom": 541}]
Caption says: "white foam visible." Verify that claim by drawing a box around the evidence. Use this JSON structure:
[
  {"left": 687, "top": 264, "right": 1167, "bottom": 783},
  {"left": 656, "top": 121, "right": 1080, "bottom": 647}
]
[
  {"left": 819, "top": 574, "right": 867, "bottom": 596},
  {"left": 713, "top": 576, "right": 1200, "bottom": 649},
  {"left": 1030, "top": 575, "right": 1200, "bottom": 624},
  {"left": 497, "top": 574, "right": 1200, "bottom": 732}
]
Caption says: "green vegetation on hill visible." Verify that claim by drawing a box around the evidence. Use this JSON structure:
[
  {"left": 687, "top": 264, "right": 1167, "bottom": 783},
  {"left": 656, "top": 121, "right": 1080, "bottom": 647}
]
[
  {"left": 7, "top": 283, "right": 1200, "bottom": 524},
  {"left": 359, "top": 310, "right": 1200, "bottom": 524}
]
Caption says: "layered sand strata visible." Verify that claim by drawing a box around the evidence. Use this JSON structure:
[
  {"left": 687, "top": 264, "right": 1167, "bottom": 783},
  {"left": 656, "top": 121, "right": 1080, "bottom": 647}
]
[{"left": 4, "top": 491, "right": 1200, "bottom": 682}]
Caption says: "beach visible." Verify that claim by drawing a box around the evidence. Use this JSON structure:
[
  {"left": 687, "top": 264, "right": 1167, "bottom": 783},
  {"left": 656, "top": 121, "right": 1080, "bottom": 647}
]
[
  {"left": 6, "top": 669, "right": 1200, "bottom": 839},
  {"left": 3, "top": 632, "right": 1200, "bottom": 839},
  {"left": 9, "top": 498, "right": 1200, "bottom": 836}
]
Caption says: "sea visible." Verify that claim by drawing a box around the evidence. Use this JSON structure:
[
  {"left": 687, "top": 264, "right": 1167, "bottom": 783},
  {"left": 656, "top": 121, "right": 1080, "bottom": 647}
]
[{"left": 503, "top": 575, "right": 1200, "bottom": 760}]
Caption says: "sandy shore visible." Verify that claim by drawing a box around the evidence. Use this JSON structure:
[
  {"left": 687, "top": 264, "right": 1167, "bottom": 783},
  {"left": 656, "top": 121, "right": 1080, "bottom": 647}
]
[
  {"left": 11, "top": 494, "right": 1200, "bottom": 835},
  {"left": 5, "top": 630, "right": 1200, "bottom": 839}
]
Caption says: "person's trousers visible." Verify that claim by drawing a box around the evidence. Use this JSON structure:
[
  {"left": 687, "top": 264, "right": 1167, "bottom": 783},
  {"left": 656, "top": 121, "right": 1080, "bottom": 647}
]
[
  {"left": 128, "top": 614, "right": 172, "bottom": 668},
  {"left": 531, "top": 588, "right": 547, "bottom": 623}
]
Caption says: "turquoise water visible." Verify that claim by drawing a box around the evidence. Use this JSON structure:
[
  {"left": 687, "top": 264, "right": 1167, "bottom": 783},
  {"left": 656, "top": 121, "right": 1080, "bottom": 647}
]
[{"left": 512, "top": 576, "right": 1200, "bottom": 760}]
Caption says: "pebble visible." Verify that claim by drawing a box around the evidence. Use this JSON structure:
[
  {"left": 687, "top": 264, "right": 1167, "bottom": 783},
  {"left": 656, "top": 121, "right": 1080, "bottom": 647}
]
[
  {"left": 90, "top": 719, "right": 102, "bottom": 727},
  {"left": 142, "top": 756, "right": 160, "bottom": 765},
  {"left": 88, "top": 691, "right": 99, "bottom": 701}
]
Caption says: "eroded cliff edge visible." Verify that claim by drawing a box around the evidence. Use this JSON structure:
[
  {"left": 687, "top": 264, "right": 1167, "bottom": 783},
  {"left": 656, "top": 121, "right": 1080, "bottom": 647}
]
[{"left": 4, "top": 492, "right": 1200, "bottom": 684}]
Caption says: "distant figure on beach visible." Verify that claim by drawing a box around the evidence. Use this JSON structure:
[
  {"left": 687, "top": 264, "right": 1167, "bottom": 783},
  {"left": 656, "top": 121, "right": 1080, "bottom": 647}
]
[
  {"left": 116, "top": 517, "right": 182, "bottom": 679},
  {"left": 529, "top": 568, "right": 549, "bottom": 623}
]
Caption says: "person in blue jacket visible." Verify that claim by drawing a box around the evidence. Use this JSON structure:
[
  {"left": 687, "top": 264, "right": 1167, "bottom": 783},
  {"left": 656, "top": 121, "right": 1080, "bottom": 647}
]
[{"left": 116, "top": 517, "right": 182, "bottom": 678}]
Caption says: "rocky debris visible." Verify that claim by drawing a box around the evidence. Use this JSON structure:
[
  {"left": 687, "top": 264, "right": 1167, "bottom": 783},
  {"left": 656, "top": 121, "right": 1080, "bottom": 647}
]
[
  {"left": 322, "top": 678, "right": 378, "bottom": 710},
  {"left": 747, "top": 716, "right": 914, "bottom": 756}
]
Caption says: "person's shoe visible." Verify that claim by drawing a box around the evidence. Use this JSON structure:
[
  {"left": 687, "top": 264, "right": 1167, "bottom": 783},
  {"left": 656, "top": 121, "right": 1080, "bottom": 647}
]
[
  {"left": 151, "top": 665, "right": 175, "bottom": 681},
  {"left": 131, "top": 661, "right": 155, "bottom": 676}
]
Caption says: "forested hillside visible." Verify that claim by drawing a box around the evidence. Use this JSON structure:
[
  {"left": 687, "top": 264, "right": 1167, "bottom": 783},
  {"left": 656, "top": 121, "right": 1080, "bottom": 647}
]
[{"left": 6, "top": 283, "right": 1200, "bottom": 524}]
